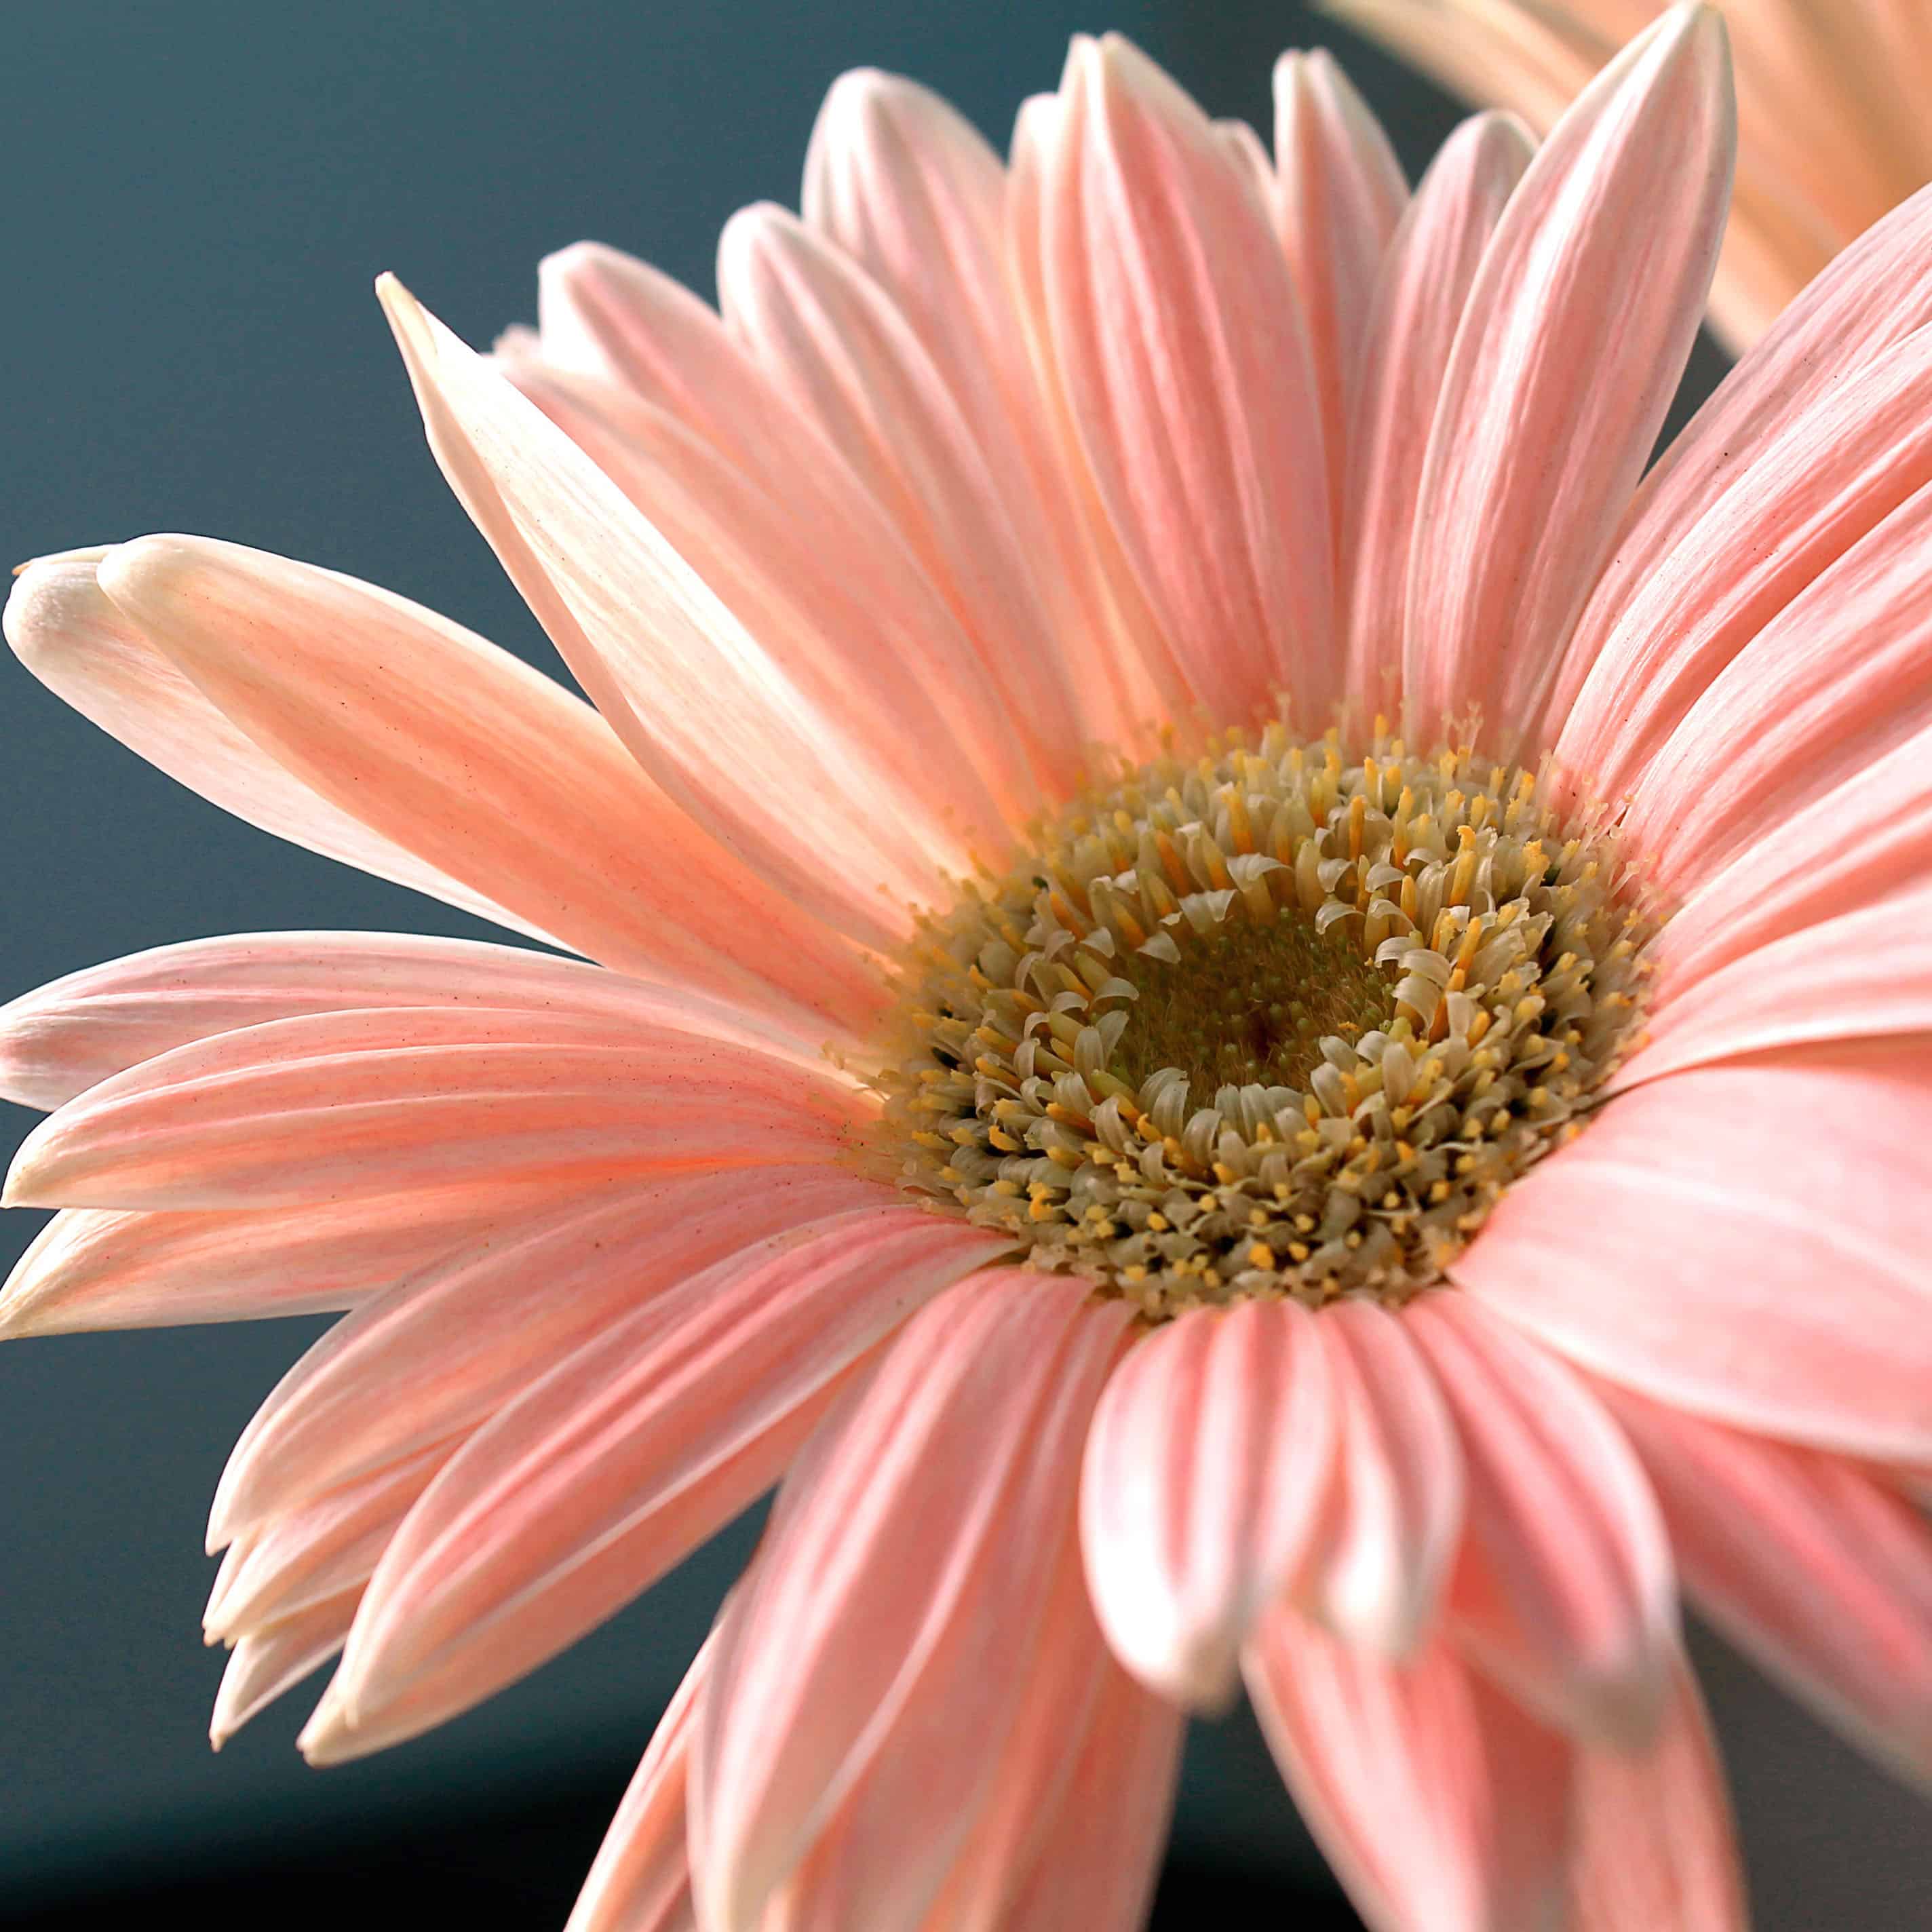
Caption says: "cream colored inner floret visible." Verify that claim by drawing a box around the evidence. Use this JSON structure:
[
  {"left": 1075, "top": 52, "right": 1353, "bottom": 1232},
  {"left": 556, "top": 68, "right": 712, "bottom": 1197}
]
[{"left": 875, "top": 722, "right": 1650, "bottom": 1319}]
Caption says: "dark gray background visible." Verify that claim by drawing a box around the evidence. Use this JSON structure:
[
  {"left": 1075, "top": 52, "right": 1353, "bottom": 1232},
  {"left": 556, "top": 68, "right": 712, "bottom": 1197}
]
[{"left": 0, "top": 2, "right": 1923, "bottom": 1924}]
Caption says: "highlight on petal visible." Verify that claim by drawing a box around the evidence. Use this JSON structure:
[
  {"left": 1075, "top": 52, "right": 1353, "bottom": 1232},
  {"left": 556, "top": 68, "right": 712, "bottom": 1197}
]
[
  {"left": 690, "top": 1272, "right": 1131, "bottom": 1932},
  {"left": 1568, "top": 1656, "right": 1747, "bottom": 1932},
  {"left": 302, "top": 1206, "right": 1011, "bottom": 1762},
  {"left": 1452, "top": 1049, "right": 1932, "bottom": 1463},
  {"left": 1598, "top": 1379, "right": 1932, "bottom": 1792},
  {"left": 1340, "top": 111, "right": 1532, "bottom": 714},
  {"left": 208, "top": 1165, "right": 887, "bottom": 1548},
  {"left": 1404, "top": 4, "right": 1733, "bottom": 756},
  {"left": 1040, "top": 33, "right": 1336, "bottom": 727},
  {"left": 379, "top": 275, "right": 990, "bottom": 951},
  {"left": 1305, "top": 1297, "right": 1465, "bottom": 1658},
  {"left": 1080, "top": 1297, "right": 1336, "bottom": 1707},
  {"left": 1246, "top": 1607, "right": 1574, "bottom": 1932},
  {"left": 5, "top": 1003, "right": 854, "bottom": 1214},
  {"left": 566, "top": 1632, "right": 715, "bottom": 1932},
  {"left": 1403, "top": 1294, "right": 1676, "bottom": 1745},
  {"left": 210, "top": 1589, "right": 361, "bottom": 1752},
  {"left": 1272, "top": 47, "right": 1408, "bottom": 523}
]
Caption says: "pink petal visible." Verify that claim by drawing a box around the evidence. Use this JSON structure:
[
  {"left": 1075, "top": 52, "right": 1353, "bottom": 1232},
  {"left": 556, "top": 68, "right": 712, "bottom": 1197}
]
[
  {"left": 303, "top": 1208, "right": 1009, "bottom": 1763},
  {"left": 1272, "top": 49, "right": 1408, "bottom": 526},
  {"left": 566, "top": 1633, "right": 714, "bottom": 1932},
  {"left": 1553, "top": 327, "right": 1932, "bottom": 813},
  {"left": 0, "top": 928, "right": 831, "bottom": 1113},
  {"left": 1450, "top": 1051, "right": 1932, "bottom": 1461},
  {"left": 809, "top": 71, "right": 1167, "bottom": 755},
  {"left": 206, "top": 1443, "right": 452, "bottom": 1644},
  {"left": 495, "top": 351, "right": 1025, "bottom": 838},
  {"left": 1613, "top": 882, "right": 1932, "bottom": 1089},
  {"left": 1245, "top": 1608, "right": 1574, "bottom": 1932},
  {"left": 1557, "top": 178, "right": 1932, "bottom": 719},
  {"left": 5, "top": 1004, "right": 853, "bottom": 1212},
  {"left": 1041, "top": 34, "right": 1336, "bottom": 727},
  {"left": 1596, "top": 1380, "right": 1932, "bottom": 1792},
  {"left": 210, "top": 1587, "right": 360, "bottom": 1750},
  {"left": 1403, "top": 6, "right": 1732, "bottom": 756},
  {"left": 0, "top": 1185, "right": 544, "bottom": 1336},
  {"left": 1341, "top": 111, "right": 1532, "bottom": 729},
  {"left": 1617, "top": 480, "right": 1932, "bottom": 891},
  {"left": 990, "top": 1652, "right": 1183, "bottom": 1932},
  {"left": 1080, "top": 1298, "right": 1336, "bottom": 1707},
  {"left": 716, "top": 204, "right": 1081, "bottom": 800},
  {"left": 1403, "top": 1294, "right": 1676, "bottom": 1745},
  {"left": 3, "top": 554, "right": 545, "bottom": 950},
  {"left": 1305, "top": 1297, "right": 1465, "bottom": 1657},
  {"left": 208, "top": 1165, "right": 885, "bottom": 1547},
  {"left": 378, "top": 276, "right": 980, "bottom": 952},
  {"left": 1647, "top": 721, "right": 1932, "bottom": 993},
  {"left": 689, "top": 1273, "right": 1131, "bottom": 1932},
  {"left": 1568, "top": 1657, "right": 1746, "bottom": 1932}
]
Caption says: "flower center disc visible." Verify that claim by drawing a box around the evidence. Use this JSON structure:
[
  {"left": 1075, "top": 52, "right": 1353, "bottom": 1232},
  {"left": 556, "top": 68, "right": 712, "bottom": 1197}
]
[{"left": 876, "top": 724, "right": 1650, "bottom": 1318}]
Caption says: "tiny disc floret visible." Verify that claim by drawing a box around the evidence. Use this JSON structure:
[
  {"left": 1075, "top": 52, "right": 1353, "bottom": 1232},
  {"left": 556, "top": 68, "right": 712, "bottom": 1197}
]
[{"left": 875, "top": 722, "right": 1650, "bottom": 1320}]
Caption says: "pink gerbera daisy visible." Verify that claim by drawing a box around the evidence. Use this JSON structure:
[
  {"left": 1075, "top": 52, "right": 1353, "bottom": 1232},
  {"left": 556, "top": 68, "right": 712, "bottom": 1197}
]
[{"left": 5, "top": 7, "right": 1931, "bottom": 1927}]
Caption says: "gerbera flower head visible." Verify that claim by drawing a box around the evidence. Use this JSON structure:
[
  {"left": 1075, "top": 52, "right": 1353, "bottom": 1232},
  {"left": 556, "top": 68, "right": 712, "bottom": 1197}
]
[
  {"left": 7, "top": 7, "right": 1932, "bottom": 1928},
  {"left": 1330, "top": 0, "right": 1932, "bottom": 351}
]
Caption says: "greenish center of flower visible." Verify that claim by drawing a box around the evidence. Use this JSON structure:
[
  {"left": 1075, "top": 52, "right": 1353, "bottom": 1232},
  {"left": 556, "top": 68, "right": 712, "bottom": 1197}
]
[{"left": 874, "top": 722, "right": 1650, "bottom": 1318}]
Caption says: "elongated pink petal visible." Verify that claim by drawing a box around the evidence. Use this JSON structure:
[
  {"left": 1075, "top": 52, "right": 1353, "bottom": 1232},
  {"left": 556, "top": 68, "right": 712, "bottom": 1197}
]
[
  {"left": 1554, "top": 329, "right": 1932, "bottom": 809},
  {"left": 5, "top": 1005, "right": 853, "bottom": 1213},
  {"left": 1404, "top": 6, "right": 1732, "bottom": 754},
  {"left": 3, "top": 554, "right": 545, "bottom": 950},
  {"left": 1451, "top": 1051, "right": 1932, "bottom": 1461},
  {"left": 0, "top": 1184, "right": 550, "bottom": 1336},
  {"left": 210, "top": 1588, "right": 360, "bottom": 1750},
  {"left": 716, "top": 204, "right": 1081, "bottom": 798},
  {"left": 1273, "top": 49, "right": 1408, "bottom": 525},
  {"left": 566, "top": 1634, "right": 715, "bottom": 1932},
  {"left": 495, "top": 353, "right": 1027, "bottom": 836},
  {"left": 1618, "top": 482, "right": 1932, "bottom": 890},
  {"left": 0, "top": 928, "right": 830, "bottom": 1113},
  {"left": 908, "top": 1524, "right": 1111, "bottom": 1932},
  {"left": 209, "top": 1165, "right": 885, "bottom": 1546},
  {"left": 304, "top": 1208, "right": 1010, "bottom": 1763},
  {"left": 1596, "top": 1380, "right": 1932, "bottom": 1792},
  {"left": 1614, "top": 883, "right": 1932, "bottom": 1089},
  {"left": 1342, "top": 110, "right": 1531, "bottom": 735},
  {"left": 1404, "top": 1294, "right": 1675, "bottom": 1745},
  {"left": 1558, "top": 180, "right": 1932, "bottom": 714},
  {"left": 378, "top": 277, "right": 981, "bottom": 952},
  {"left": 1245, "top": 1608, "right": 1574, "bottom": 1932},
  {"left": 990, "top": 1654, "right": 1183, "bottom": 1932},
  {"left": 1005, "top": 90, "right": 1183, "bottom": 749},
  {"left": 1568, "top": 1658, "right": 1746, "bottom": 1932},
  {"left": 206, "top": 1443, "right": 452, "bottom": 1643},
  {"left": 690, "top": 1273, "right": 1132, "bottom": 1932},
  {"left": 1648, "top": 722, "right": 1932, "bottom": 993},
  {"left": 1080, "top": 1298, "right": 1336, "bottom": 1707},
  {"left": 1041, "top": 34, "right": 1336, "bottom": 727},
  {"left": 1306, "top": 1298, "right": 1465, "bottom": 1657}
]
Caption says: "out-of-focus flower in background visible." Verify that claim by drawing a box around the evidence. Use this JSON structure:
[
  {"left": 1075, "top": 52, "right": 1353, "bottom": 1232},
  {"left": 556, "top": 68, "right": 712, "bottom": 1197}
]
[{"left": 1328, "top": 0, "right": 1932, "bottom": 351}]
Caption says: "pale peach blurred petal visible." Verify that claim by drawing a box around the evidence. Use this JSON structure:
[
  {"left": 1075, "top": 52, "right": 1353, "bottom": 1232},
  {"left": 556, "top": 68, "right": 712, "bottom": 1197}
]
[
  {"left": 1081, "top": 1298, "right": 1336, "bottom": 1707},
  {"left": 1404, "top": 1294, "right": 1677, "bottom": 1745},
  {"left": 1403, "top": 5, "right": 1731, "bottom": 754},
  {"left": 1246, "top": 1610, "right": 1574, "bottom": 1932},
  {"left": 1305, "top": 1298, "right": 1465, "bottom": 1657}
]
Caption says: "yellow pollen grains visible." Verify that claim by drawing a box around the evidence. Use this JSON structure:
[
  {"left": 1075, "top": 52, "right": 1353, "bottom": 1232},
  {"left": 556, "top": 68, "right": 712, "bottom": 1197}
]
[{"left": 874, "top": 723, "right": 1651, "bottom": 1321}]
